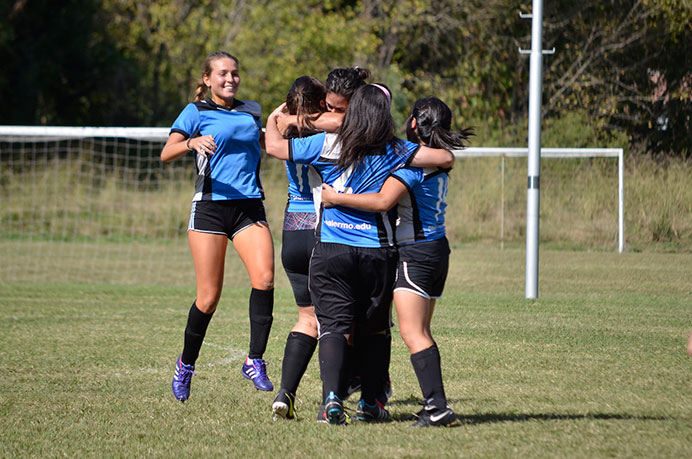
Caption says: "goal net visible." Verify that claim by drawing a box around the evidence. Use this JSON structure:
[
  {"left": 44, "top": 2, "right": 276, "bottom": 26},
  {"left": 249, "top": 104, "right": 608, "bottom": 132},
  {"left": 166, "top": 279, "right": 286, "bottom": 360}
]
[
  {"left": 1, "top": 126, "right": 624, "bottom": 287},
  {"left": 0, "top": 126, "right": 197, "bottom": 286}
]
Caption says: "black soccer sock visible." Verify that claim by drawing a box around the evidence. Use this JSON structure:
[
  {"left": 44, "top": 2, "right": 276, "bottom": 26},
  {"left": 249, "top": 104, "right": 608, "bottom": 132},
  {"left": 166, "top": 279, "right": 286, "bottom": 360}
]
[
  {"left": 181, "top": 301, "right": 214, "bottom": 366},
  {"left": 337, "top": 343, "right": 355, "bottom": 399},
  {"left": 360, "top": 332, "right": 391, "bottom": 405},
  {"left": 318, "top": 333, "right": 348, "bottom": 401},
  {"left": 280, "top": 331, "right": 317, "bottom": 394},
  {"left": 384, "top": 330, "right": 392, "bottom": 383},
  {"left": 410, "top": 344, "right": 447, "bottom": 410},
  {"left": 248, "top": 288, "right": 274, "bottom": 359}
]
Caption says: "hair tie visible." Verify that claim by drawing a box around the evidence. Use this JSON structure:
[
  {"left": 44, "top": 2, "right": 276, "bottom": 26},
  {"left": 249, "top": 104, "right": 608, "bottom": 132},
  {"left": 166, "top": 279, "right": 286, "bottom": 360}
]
[{"left": 371, "top": 84, "right": 391, "bottom": 106}]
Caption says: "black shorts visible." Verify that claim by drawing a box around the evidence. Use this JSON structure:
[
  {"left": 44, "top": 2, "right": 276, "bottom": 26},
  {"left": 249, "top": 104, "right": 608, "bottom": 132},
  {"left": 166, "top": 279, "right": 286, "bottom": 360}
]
[
  {"left": 309, "top": 242, "right": 397, "bottom": 336},
  {"left": 281, "top": 228, "right": 317, "bottom": 307},
  {"left": 394, "top": 237, "right": 450, "bottom": 299},
  {"left": 188, "top": 199, "right": 267, "bottom": 240}
]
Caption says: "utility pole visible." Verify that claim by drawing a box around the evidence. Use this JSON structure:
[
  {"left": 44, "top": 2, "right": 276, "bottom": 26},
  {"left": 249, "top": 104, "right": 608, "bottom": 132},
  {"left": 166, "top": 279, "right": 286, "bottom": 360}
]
[{"left": 519, "top": 0, "right": 553, "bottom": 299}]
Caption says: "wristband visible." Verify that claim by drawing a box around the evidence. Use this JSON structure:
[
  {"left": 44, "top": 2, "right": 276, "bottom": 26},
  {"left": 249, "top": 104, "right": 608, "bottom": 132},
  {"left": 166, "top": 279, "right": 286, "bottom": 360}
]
[{"left": 186, "top": 138, "right": 193, "bottom": 151}]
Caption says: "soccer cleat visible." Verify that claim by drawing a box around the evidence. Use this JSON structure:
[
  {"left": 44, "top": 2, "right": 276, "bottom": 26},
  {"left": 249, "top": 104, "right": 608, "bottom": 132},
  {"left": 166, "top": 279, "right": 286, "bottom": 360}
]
[
  {"left": 316, "top": 403, "right": 327, "bottom": 423},
  {"left": 411, "top": 405, "right": 459, "bottom": 427},
  {"left": 171, "top": 355, "right": 196, "bottom": 402},
  {"left": 324, "top": 392, "right": 348, "bottom": 425},
  {"left": 356, "top": 399, "right": 391, "bottom": 423},
  {"left": 242, "top": 358, "right": 274, "bottom": 391},
  {"left": 272, "top": 389, "right": 296, "bottom": 420}
]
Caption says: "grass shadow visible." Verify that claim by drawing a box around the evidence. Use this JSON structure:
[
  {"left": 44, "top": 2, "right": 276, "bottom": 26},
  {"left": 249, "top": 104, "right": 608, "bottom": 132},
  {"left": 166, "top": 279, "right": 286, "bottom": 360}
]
[
  {"left": 457, "top": 412, "right": 670, "bottom": 424},
  {"left": 388, "top": 397, "right": 670, "bottom": 425}
]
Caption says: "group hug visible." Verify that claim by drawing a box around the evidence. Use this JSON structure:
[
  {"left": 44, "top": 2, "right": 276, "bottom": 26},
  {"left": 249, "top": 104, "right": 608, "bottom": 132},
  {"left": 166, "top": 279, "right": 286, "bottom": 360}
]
[{"left": 160, "top": 51, "right": 473, "bottom": 426}]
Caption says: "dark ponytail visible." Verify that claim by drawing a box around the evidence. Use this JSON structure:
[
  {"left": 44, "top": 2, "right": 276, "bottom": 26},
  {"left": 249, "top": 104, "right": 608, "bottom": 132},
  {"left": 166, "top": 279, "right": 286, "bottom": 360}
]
[
  {"left": 325, "top": 66, "right": 372, "bottom": 101},
  {"left": 409, "top": 97, "right": 474, "bottom": 150}
]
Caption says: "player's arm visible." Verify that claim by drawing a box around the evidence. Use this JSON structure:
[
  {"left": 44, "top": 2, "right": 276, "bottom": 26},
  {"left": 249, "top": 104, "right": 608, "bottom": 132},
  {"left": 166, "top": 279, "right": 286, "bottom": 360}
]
[
  {"left": 321, "top": 177, "right": 407, "bottom": 212},
  {"left": 161, "top": 132, "right": 216, "bottom": 162},
  {"left": 410, "top": 146, "right": 454, "bottom": 169},
  {"left": 310, "top": 112, "right": 344, "bottom": 133},
  {"left": 277, "top": 111, "right": 343, "bottom": 134},
  {"left": 264, "top": 103, "right": 290, "bottom": 160}
]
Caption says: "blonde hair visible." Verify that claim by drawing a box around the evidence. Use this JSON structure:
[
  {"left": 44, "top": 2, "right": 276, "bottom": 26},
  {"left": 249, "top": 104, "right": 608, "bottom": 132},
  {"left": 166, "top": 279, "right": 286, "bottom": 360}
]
[{"left": 192, "top": 51, "right": 239, "bottom": 102}]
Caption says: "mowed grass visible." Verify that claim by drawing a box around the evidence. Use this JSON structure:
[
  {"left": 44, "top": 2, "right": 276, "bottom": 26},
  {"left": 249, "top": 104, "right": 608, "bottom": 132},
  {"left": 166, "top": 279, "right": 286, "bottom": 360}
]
[{"left": 1, "top": 246, "right": 691, "bottom": 457}]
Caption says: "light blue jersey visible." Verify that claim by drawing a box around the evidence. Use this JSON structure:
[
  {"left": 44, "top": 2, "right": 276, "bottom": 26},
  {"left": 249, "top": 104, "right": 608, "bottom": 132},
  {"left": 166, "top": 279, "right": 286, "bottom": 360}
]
[
  {"left": 171, "top": 98, "right": 263, "bottom": 201},
  {"left": 289, "top": 132, "right": 420, "bottom": 248},
  {"left": 390, "top": 167, "right": 449, "bottom": 245}
]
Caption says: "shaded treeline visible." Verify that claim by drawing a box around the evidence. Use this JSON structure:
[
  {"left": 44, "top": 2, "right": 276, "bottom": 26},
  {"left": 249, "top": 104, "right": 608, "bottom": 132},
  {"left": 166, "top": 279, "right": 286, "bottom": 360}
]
[{"left": 1, "top": 0, "right": 690, "bottom": 156}]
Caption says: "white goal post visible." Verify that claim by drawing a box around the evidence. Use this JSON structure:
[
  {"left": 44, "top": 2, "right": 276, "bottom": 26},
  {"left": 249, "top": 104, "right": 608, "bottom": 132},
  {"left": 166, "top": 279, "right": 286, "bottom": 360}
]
[{"left": 453, "top": 147, "right": 625, "bottom": 253}]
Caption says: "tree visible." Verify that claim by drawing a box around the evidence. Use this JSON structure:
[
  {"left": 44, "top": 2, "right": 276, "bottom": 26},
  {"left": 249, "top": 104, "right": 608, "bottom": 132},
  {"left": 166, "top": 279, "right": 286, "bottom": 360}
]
[
  {"left": 541, "top": 0, "right": 692, "bottom": 156},
  {"left": 0, "top": 0, "right": 133, "bottom": 125}
]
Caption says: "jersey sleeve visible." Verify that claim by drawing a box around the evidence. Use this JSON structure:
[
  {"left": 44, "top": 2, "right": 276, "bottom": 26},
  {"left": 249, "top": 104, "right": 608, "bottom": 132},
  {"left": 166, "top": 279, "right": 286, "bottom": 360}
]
[
  {"left": 289, "top": 132, "right": 328, "bottom": 164},
  {"left": 399, "top": 139, "right": 422, "bottom": 166},
  {"left": 170, "top": 103, "right": 200, "bottom": 138},
  {"left": 392, "top": 166, "right": 424, "bottom": 189}
]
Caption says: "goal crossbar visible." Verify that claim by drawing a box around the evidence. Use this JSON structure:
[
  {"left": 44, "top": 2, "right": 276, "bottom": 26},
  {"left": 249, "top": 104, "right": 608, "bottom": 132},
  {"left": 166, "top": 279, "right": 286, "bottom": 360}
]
[
  {"left": 0, "top": 125, "right": 170, "bottom": 140},
  {"left": 453, "top": 147, "right": 625, "bottom": 253}
]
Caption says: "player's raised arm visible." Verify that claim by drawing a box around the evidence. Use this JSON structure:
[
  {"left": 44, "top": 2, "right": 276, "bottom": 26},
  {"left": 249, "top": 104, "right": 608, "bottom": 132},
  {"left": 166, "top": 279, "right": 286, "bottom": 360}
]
[
  {"left": 264, "top": 103, "right": 290, "bottom": 160},
  {"left": 278, "top": 111, "right": 344, "bottom": 134},
  {"left": 410, "top": 146, "right": 454, "bottom": 169}
]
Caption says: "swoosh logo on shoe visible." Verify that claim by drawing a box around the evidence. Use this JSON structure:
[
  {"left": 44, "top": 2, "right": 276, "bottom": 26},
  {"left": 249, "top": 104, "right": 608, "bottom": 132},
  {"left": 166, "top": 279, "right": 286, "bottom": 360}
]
[{"left": 430, "top": 409, "right": 453, "bottom": 423}]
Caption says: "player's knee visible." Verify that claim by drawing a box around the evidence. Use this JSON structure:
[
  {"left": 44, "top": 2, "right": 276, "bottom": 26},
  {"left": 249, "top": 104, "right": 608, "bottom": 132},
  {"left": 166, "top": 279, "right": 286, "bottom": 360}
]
[
  {"left": 197, "top": 300, "right": 219, "bottom": 314},
  {"left": 298, "top": 314, "right": 318, "bottom": 332},
  {"left": 195, "top": 296, "right": 219, "bottom": 314},
  {"left": 399, "top": 328, "right": 419, "bottom": 349},
  {"left": 252, "top": 273, "right": 274, "bottom": 289}
]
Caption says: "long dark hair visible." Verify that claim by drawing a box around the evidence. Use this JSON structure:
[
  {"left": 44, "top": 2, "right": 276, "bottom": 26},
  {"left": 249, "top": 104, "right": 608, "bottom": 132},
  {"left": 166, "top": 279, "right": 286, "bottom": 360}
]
[
  {"left": 335, "top": 83, "right": 404, "bottom": 170},
  {"left": 325, "top": 66, "right": 371, "bottom": 101},
  {"left": 284, "top": 76, "right": 326, "bottom": 139},
  {"left": 407, "top": 97, "right": 474, "bottom": 150}
]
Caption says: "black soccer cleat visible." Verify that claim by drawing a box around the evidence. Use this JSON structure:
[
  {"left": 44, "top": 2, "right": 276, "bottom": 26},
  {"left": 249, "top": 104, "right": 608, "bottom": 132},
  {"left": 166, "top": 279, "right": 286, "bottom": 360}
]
[
  {"left": 412, "top": 405, "right": 459, "bottom": 427},
  {"left": 272, "top": 389, "right": 296, "bottom": 420}
]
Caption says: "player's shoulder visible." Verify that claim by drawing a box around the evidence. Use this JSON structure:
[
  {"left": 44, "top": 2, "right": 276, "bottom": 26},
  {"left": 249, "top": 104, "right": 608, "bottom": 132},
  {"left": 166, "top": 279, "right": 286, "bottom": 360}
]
[
  {"left": 392, "top": 165, "right": 423, "bottom": 182},
  {"left": 233, "top": 100, "right": 261, "bottom": 118}
]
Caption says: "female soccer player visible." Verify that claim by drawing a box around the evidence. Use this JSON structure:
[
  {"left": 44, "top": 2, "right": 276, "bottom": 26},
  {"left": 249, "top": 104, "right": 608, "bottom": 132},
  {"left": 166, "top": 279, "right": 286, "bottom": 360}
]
[
  {"left": 265, "top": 84, "right": 454, "bottom": 424},
  {"left": 272, "top": 68, "right": 379, "bottom": 421},
  {"left": 161, "top": 51, "right": 275, "bottom": 401},
  {"left": 321, "top": 97, "right": 473, "bottom": 426},
  {"left": 272, "top": 76, "right": 327, "bottom": 420},
  {"left": 325, "top": 66, "right": 371, "bottom": 113}
]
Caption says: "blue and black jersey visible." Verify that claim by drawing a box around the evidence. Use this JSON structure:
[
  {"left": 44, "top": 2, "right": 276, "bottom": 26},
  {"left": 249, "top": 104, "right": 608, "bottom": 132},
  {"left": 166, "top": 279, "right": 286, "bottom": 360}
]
[
  {"left": 284, "top": 161, "right": 321, "bottom": 214},
  {"left": 390, "top": 167, "right": 449, "bottom": 245},
  {"left": 170, "top": 98, "right": 263, "bottom": 201},
  {"left": 289, "top": 132, "right": 420, "bottom": 248}
]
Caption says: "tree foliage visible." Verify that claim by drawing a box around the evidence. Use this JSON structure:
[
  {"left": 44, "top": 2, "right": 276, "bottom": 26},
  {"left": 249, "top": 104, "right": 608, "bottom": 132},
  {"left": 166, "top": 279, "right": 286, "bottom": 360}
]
[{"left": 1, "top": 0, "right": 689, "bottom": 156}]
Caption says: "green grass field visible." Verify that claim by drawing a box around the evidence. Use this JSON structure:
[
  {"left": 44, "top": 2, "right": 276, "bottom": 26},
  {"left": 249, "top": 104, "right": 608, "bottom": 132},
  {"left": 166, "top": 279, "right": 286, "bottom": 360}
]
[{"left": 1, "top": 245, "right": 691, "bottom": 457}]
